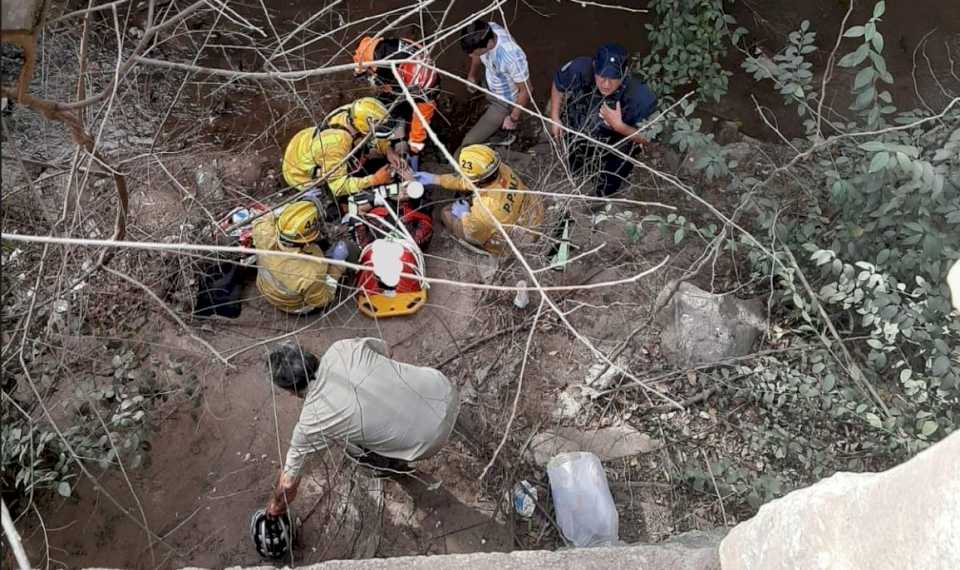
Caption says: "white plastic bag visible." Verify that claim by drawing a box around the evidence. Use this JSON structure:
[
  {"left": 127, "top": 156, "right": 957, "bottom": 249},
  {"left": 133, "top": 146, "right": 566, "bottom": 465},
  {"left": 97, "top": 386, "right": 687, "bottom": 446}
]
[{"left": 547, "top": 451, "right": 619, "bottom": 547}]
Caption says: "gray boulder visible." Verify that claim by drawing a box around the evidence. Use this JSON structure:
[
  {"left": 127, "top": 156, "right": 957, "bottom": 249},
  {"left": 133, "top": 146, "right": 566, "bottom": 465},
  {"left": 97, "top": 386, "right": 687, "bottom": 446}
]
[
  {"left": 720, "top": 431, "right": 960, "bottom": 569},
  {"left": 657, "top": 282, "right": 764, "bottom": 367},
  {"left": 194, "top": 529, "right": 723, "bottom": 569}
]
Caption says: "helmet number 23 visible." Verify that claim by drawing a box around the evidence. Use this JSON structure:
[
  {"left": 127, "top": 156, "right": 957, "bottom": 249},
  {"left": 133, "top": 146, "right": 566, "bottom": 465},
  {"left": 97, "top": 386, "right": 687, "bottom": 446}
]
[{"left": 502, "top": 192, "right": 515, "bottom": 213}]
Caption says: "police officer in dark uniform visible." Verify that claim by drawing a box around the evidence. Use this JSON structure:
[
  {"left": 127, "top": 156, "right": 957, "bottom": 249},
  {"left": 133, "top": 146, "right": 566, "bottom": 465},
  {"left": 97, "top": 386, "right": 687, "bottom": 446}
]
[{"left": 549, "top": 43, "right": 657, "bottom": 197}]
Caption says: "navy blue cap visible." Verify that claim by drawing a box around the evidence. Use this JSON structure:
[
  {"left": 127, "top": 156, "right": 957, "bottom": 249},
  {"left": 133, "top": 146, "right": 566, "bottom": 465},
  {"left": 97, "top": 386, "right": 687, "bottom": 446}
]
[{"left": 594, "top": 43, "right": 628, "bottom": 79}]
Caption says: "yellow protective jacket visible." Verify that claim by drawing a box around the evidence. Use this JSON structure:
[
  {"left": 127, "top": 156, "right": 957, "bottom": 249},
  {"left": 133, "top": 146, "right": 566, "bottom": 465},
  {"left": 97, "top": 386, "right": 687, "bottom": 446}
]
[
  {"left": 281, "top": 111, "right": 391, "bottom": 196},
  {"left": 434, "top": 164, "right": 544, "bottom": 253},
  {"left": 252, "top": 213, "right": 344, "bottom": 313}
]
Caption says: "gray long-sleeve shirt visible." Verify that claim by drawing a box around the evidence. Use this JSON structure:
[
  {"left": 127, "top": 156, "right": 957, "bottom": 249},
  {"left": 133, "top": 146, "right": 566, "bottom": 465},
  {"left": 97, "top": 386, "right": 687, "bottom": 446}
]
[{"left": 283, "top": 338, "right": 459, "bottom": 476}]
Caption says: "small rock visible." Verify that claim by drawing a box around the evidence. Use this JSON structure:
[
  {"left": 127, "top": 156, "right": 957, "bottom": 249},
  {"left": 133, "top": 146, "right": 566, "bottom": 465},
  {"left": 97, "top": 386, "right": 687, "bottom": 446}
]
[
  {"left": 514, "top": 280, "right": 529, "bottom": 309},
  {"left": 242, "top": 452, "right": 251, "bottom": 462},
  {"left": 716, "top": 120, "right": 741, "bottom": 145},
  {"left": 721, "top": 139, "right": 759, "bottom": 165},
  {"left": 585, "top": 360, "right": 625, "bottom": 390},
  {"left": 478, "top": 256, "right": 498, "bottom": 284},
  {"left": 661, "top": 147, "right": 682, "bottom": 173},
  {"left": 195, "top": 161, "right": 224, "bottom": 200},
  {"left": 553, "top": 386, "right": 584, "bottom": 419},
  {"left": 529, "top": 425, "right": 662, "bottom": 467}
]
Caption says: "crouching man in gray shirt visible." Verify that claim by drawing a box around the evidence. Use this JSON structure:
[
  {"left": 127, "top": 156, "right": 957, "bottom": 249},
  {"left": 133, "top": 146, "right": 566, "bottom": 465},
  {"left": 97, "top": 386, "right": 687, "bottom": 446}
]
[{"left": 264, "top": 337, "right": 460, "bottom": 518}]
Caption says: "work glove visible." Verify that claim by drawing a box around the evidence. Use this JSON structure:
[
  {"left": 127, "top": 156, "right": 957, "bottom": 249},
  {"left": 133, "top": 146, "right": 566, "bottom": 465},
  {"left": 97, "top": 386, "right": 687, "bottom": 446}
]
[
  {"left": 369, "top": 165, "right": 392, "bottom": 186},
  {"left": 414, "top": 171, "right": 437, "bottom": 186},
  {"left": 326, "top": 240, "right": 350, "bottom": 261},
  {"left": 407, "top": 154, "right": 420, "bottom": 171},
  {"left": 451, "top": 199, "right": 470, "bottom": 219}
]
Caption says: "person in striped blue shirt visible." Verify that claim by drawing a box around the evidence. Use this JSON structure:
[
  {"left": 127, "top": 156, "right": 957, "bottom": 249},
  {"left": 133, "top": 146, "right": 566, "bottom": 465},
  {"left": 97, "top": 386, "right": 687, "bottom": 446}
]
[{"left": 459, "top": 21, "right": 531, "bottom": 149}]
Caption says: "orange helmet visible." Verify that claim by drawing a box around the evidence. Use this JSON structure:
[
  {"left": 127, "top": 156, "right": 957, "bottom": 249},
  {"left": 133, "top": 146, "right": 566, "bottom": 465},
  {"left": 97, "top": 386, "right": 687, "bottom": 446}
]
[{"left": 353, "top": 36, "right": 381, "bottom": 71}]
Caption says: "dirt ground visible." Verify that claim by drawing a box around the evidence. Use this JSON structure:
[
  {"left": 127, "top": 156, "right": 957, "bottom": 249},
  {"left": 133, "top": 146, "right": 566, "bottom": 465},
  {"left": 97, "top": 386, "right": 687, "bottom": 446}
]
[
  {"left": 6, "top": 0, "right": 958, "bottom": 568},
  {"left": 15, "top": 203, "right": 518, "bottom": 567},
  {"left": 11, "top": 141, "right": 709, "bottom": 568}
]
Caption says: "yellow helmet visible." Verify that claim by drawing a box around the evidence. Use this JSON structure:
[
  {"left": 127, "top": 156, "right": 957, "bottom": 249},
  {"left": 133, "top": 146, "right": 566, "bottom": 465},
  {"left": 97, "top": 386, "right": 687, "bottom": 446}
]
[
  {"left": 349, "top": 97, "right": 390, "bottom": 136},
  {"left": 277, "top": 201, "right": 321, "bottom": 244},
  {"left": 458, "top": 145, "right": 501, "bottom": 182}
]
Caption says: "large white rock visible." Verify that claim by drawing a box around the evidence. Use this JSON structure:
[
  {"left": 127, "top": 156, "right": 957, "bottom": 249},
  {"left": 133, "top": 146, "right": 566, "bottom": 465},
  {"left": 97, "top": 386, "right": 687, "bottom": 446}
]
[
  {"left": 720, "top": 431, "right": 960, "bottom": 569},
  {"left": 948, "top": 258, "right": 960, "bottom": 312}
]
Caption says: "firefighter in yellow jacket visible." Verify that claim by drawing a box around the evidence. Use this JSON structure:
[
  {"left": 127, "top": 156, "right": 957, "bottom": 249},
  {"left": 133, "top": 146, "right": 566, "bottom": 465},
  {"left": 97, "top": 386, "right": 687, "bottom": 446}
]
[
  {"left": 281, "top": 97, "right": 402, "bottom": 197},
  {"left": 252, "top": 200, "right": 353, "bottom": 313},
  {"left": 413, "top": 145, "right": 544, "bottom": 254}
]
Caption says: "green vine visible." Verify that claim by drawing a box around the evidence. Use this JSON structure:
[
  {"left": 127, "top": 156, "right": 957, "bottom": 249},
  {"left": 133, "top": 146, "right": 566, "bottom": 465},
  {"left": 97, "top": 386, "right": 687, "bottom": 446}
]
[{"left": 640, "top": 0, "right": 744, "bottom": 102}]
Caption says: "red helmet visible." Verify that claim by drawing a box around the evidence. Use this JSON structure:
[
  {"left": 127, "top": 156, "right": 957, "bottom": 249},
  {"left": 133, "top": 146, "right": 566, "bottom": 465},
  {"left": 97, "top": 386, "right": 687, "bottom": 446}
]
[
  {"left": 354, "top": 38, "right": 438, "bottom": 94},
  {"left": 392, "top": 39, "right": 439, "bottom": 93},
  {"left": 398, "top": 58, "right": 437, "bottom": 92}
]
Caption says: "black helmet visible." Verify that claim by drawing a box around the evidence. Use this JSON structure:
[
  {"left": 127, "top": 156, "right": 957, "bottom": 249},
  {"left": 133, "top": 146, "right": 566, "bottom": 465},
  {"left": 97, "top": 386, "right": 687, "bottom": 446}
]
[{"left": 250, "top": 508, "right": 295, "bottom": 559}]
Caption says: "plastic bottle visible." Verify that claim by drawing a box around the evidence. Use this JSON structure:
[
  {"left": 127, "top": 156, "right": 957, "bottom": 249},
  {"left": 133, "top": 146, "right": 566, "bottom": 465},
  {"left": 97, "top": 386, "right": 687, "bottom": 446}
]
[
  {"left": 231, "top": 208, "right": 251, "bottom": 225},
  {"left": 512, "top": 480, "right": 537, "bottom": 517},
  {"left": 547, "top": 452, "right": 620, "bottom": 547}
]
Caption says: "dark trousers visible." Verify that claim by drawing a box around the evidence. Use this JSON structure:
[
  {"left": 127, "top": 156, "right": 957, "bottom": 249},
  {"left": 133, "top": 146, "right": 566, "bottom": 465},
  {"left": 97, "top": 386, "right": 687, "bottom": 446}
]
[
  {"left": 567, "top": 139, "right": 639, "bottom": 197},
  {"left": 352, "top": 448, "right": 412, "bottom": 477}
]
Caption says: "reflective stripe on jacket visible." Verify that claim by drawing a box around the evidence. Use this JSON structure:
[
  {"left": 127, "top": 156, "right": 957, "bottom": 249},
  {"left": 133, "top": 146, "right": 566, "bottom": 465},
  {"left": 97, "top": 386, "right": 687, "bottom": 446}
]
[{"left": 280, "top": 112, "right": 391, "bottom": 196}]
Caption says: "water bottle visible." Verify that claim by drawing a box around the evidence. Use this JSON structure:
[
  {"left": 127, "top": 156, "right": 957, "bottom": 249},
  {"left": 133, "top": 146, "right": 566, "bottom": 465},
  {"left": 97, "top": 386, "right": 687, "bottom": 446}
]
[{"left": 547, "top": 452, "right": 620, "bottom": 547}]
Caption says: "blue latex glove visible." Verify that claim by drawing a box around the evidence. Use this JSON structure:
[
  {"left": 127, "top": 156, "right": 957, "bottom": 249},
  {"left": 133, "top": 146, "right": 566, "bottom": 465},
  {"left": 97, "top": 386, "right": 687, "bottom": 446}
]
[
  {"left": 327, "top": 240, "right": 349, "bottom": 261},
  {"left": 302, "top": 188, "right": 323, "bottom": 200},
  {"left": 407, "top": 154, "right": 420, "bottom": 171},
  {"left": 414, "top": 171, "right": 436, "bottom": 186},
  {"left": 451, "top": 199, "right": 470, "bottom": 219}
]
